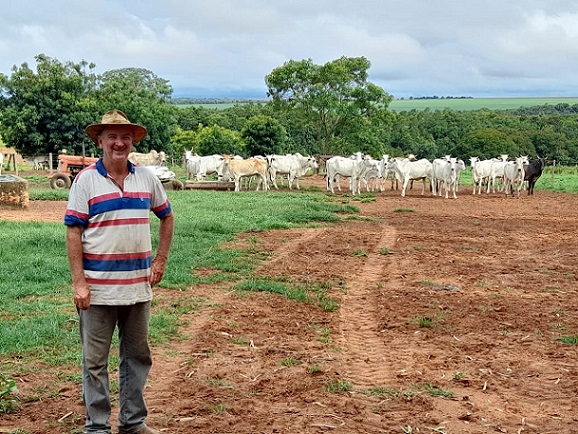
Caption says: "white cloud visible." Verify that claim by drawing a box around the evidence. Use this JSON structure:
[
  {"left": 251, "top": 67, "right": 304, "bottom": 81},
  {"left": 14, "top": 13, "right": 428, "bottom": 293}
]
[{"left": 0, "top": 0, "right": 577, "bottom": 97}]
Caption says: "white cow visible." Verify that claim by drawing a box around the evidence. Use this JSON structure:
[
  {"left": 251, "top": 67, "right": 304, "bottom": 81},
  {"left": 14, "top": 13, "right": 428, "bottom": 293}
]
[
  {"left": 387, "top": 158, "right": 434, "bottom": 197},
  {"left": 433, "top": 157, "right": 465, "bottom": 199},
  {"left": 267, "top": 153, "right": 318, "bottom": 190},
  {"left": 30, "top": 155, "right": 50, "bottom": 170},
  {"left": 357, "top": 156, "right": 382, "bottom": 192},
  {"left": 469, "top": 157, "right": 494, "bottom": 194},
  {"left": 489, "top": 154, "right": 509, "bottom": 193},
  {"left": 223, "top": 156, "right": 269, "bottom": 192},
  {"left": 184, "top": 151, "right": 201, "bottom": 180},
  {"left": 503, "top": 156, "right": 526, "bottom": 198},
  {"left": 379, "top": 154, "right": 401, "bottom": 191},
  {"left": 128, "top": 150, "right": 166, "bottom": 166},
  {"left": 193, "top": 154, "right": 227, "bottom": 181},
  {"left": 325, "top": 153, "right": 365, "bottom": 194}
]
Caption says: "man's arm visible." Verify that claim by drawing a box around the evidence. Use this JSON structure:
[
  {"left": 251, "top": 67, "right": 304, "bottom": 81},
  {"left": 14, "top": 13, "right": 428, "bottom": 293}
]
[
  {"left": 150, "top": 211, "right": 175, "bottom": 287},
  {"left": 66, "top": 226, "right": 91, "bottom": 310}
]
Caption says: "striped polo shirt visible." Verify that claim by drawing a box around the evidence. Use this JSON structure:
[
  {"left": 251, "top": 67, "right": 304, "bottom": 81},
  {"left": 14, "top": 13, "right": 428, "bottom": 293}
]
[{"left": 64, "top": 159, "right": 172, "bottom": 305}]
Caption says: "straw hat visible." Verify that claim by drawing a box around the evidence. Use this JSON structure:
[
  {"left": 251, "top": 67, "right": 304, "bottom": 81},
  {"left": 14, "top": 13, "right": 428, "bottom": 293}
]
[{"left": 85, "top": 109, "right": 147, "bottom": 144}]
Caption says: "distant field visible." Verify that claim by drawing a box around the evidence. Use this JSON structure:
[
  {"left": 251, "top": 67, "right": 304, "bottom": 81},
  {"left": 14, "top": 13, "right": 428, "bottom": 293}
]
[
  {"left": 389, "top": 97, "right": 578, "bottom": 111},
  {"left": 177, "top": 97, "right": 578, "bottom": 112}
]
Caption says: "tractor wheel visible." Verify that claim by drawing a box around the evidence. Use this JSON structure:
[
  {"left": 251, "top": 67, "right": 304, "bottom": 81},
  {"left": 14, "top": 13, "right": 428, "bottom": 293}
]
[{"left": 50, "top": 173, "right": 72, "bottom": 190}]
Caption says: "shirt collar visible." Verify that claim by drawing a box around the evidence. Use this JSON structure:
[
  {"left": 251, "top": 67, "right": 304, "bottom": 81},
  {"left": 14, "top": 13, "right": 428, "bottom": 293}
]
[{"left": 95, "top": 158, "right": 135, "bottom": 177}]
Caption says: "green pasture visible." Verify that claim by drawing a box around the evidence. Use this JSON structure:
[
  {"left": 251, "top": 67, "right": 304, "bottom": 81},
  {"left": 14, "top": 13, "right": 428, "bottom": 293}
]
[
  {"left": 0, "top": 190, "right": 356, "bottom": 372},
  {"left": 180, "top": 97, "right": 578, "bottom": 112},
  {"left": 389, "top": 97, "right": 578, "bottom": 112}
]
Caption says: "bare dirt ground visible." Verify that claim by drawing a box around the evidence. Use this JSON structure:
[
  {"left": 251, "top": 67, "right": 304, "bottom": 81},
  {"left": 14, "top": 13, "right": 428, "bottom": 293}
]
[{"left": 1, "top": 175, "right": 578, "bottom": 434}]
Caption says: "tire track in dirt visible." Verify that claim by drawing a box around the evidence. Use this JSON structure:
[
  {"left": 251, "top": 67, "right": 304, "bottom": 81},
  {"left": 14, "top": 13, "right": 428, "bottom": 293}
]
[{"left": 336, "top": 221, "right": 399, "bottom": 387}]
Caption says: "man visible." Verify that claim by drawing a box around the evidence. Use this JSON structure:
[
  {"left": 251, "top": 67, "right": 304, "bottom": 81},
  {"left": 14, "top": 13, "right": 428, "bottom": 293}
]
[{"left": 65, "top": 110, "right": 174, "bottom": 434}]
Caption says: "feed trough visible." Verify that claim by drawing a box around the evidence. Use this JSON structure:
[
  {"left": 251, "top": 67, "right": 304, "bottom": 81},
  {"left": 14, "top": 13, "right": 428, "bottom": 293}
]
[{"left": 184, "top": 180, "right": 236, "bottom": 191}]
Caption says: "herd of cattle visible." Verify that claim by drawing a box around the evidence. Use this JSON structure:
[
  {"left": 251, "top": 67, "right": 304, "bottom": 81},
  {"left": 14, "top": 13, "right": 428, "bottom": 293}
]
[
  {"left": 14, "top": 149, "right": 545, "bottom": 197},
  {"left": 182, "top": 151, "right": 547, "bottom": 198}
]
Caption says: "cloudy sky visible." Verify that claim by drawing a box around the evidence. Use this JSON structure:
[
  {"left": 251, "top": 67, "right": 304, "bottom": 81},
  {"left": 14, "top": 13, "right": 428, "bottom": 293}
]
[{"left": 1, "top": 0, "right": 576, "bottom": 99}]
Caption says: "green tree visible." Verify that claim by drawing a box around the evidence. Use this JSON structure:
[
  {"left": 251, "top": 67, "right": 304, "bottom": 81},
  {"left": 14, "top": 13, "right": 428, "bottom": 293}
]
[
  {"left": 455, "top": 128, "right": 517, "bottom": 160},
  {"left": 96, "top": 68, "right": 178, "bottom": 153},
  {"left": 174, "top": 105, "right": 213, "bottom": 131},
  {"left": 265, "top": 56, "right": 392, "bottom": 154},
  {"left": 169, "top": 128, "right": 196, "bottom": 158},
  {"left": 241, "top": 115, "right": 286, "bottom": 156},
  {"left": 0, "top": 54, "right": 99, "bottom": 156},
  {"left": 192, "top": 125, "right": 245, "bottom": 156}
]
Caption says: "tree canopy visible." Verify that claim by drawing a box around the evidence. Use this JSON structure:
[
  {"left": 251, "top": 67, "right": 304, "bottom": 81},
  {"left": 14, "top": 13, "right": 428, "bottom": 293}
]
[
  {"left": 265, "top": 56, "right": 393, "bottom": 154},
  {"left": 0, "top": 56, "right": 177, "bottom": 156}
]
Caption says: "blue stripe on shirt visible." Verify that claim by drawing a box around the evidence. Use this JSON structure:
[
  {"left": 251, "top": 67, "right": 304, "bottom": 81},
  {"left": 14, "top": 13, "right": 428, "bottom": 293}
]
[
  {"left": 64, "top": 215, "right": 88, "bottom": 227},
  {"left": 83, "top": 256, "right": 152, "bottom": 272},
  {"left": 90, "top": 196, "right": 152, "bottom": 218}
]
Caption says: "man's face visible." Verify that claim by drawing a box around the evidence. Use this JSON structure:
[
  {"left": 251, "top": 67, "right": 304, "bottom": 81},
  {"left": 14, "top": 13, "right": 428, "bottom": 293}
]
[{"left": 98, "top": 125, "right": 134, "bottom": 163}]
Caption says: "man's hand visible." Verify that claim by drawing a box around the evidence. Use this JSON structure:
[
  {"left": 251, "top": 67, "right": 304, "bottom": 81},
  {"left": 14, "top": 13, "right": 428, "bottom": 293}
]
[
  {"left": 150, "top": 255, "right": 167, "bottom": 287},
  {"left": 74, "top": 283, "right": 91, "bottom": 310}
]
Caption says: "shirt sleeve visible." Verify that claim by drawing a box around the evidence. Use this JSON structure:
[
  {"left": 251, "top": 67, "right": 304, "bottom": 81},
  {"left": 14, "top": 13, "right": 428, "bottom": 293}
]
[{"left": 64, "top": 173, "right": 91, "bottom": 227}]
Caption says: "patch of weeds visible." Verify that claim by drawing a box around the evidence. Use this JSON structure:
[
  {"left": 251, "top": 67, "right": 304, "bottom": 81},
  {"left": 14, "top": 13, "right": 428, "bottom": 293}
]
[
  {"left": 417, "top": 317, "right": 435, "bottom": 328},
  {"left": 281, "top": 357, "right": 301, "bottom": 367},
  {"left": 309, "top": 365, "right": 323, "bottom": 374},
  {"left": 375, "top": 282, "right": 384, "bottom": 290},
  {"left": 563, "top": 273, "right": 576, "bottom": 280},
  {"left": 473, "top": 220, "right": 481, "bottom": 226},
  {"left": 226, "top": 320, "right": 239, "bottom": 330},
  {"left": 308, "top": 325, "right": 331, "bottom": 343},
  {"left": 208, "top": 403, "right": 228, "bottom": 414},
  {"left": 363, "top": 386, "right": 399, "bottom": 397},
  {"left": 231, "top": 337, "right": 249, "bottom": 345},
  {"left": 420, "top": 280, "right": 437, "bottom": 286},
  {"left": 452, "top": 372, "right": 465, "bottom": 381},
  {"left": 422, "top": 383, "right": 454, "bottom": 398},
  {"left": 207, "top": 378, "right": 234, "bottom": 389},
  {"left": 501, "top": 329, "right": 510, "bottom": 336},
  {"left": 246, "top": 235, "right": 260, "bottom": 253},
  {"left": 0, "top": 374, "right": 19, "bottom": 414},
  {"left": 324, "top": 378, "right": 352, "bottom": 393},
  {"left": 553, "top": 308, "right": 565, "bottom": 317},
  {"left": 413, "top": 311, "right": 445, "bottom": 329},
  {"left": 557, "top": 335, "right": 578, "bottom": 345},
  {"left": 393, "top": 208, "right": 415, "bottom": 213},
  {"left": 550, "top": 323, "right": 568, "bottom": 331},
  {"left": 463, "top": 245, "right": 478, "bottom": 251},
  {"left": 475, "top": 280, "right": 490, "bottom": 288},
  {"left": 352, "top": 249, "right": 368, "bottom": 257},
  {"left": 412, "top": 245, "right": 426, "bottom": 251},
  {"left": 538, "top": 268, "right": 555, "bottom": 275},
  {"left": 378, "top": 247, "right": 393, "bottom": 255},
  {"left": 232, "top": 277, "right": 339, "bottom": 312}
]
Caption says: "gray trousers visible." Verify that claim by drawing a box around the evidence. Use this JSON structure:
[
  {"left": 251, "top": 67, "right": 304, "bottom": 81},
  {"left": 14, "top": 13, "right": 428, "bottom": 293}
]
[{"left": 79, "top": 302, "right": 152, "bottom": 434}]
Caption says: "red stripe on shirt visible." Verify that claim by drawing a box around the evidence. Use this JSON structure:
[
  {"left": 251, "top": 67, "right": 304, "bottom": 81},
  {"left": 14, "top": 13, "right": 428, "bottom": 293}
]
[
  {"left": 86, "top": 275, "right": 150, "bottom": 285},
  {"left": 83, "top": 251, "right": 152, "bottom": 261},
  {"left": 88, "top": 217, "right": 150, "bottom": 228}
]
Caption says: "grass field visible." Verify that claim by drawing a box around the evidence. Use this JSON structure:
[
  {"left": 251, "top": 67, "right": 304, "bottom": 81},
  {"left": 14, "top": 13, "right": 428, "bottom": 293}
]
[{"left": 177, "top": 97, "right": 578, "bottom": 112}]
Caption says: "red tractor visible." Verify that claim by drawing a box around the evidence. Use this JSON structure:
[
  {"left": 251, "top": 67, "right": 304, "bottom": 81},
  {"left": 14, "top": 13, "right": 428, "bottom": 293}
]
[{"left": 49, "top": 154, "right": 99, "bottom": 189}]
